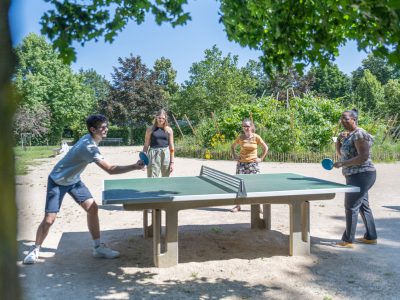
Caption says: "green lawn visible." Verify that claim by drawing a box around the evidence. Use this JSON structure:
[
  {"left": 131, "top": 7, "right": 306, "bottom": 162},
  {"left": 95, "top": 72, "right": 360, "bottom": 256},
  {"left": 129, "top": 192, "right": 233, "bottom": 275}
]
[{"left": 14, "top": 146, "right": 54, "bottom": 175}]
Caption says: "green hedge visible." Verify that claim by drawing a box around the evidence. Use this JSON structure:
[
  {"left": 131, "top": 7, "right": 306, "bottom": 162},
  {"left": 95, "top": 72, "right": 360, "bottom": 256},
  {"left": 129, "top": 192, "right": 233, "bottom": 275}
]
[
  {"left": 106, "top": 126, "right": 130, "bottom": 145},
  {"left": 131, "top": 126, "right": 147, "bottom": 145}
]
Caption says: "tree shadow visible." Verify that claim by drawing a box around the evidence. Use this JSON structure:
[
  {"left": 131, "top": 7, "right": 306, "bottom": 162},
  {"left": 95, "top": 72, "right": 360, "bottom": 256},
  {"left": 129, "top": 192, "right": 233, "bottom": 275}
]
[
  {"left": 17, "top": 226, "right": 289, "bottom": 299},
  {"left": 19, "top": 224, "right": 288, "bottom": 267},
  {"left": 382, "top": 206, "right": 400, "bottom": 212},
  {"left": 17, "top": 214, "right": 400, "bottom": 299},
  {"left": 303, "top": 214, "right": 400, "bottom": 299}
]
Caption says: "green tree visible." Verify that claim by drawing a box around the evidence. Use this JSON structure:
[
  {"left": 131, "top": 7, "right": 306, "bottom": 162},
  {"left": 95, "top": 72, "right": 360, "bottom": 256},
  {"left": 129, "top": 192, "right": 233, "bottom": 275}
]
[
  {"left": 354, "top": 70, "right": 385, "bottom": 113},
  {"left": 14, "top": 34, "right": 96, "bottom": 143},
  {"left": 40, "top": 0, "right": 191, "bottom": 63},
  {"left": 153, "top": 57, "right": 179, "bottom": 105},
  {"left": 220, "top": 0, "right": 400, "bottom": 74},
  {"left": 79, "top": 68, "right": 111, "bottom": 113},
  {"left": 13, "top": 105, "right": 51, "bottom": 144},
  {"left": 310, "top": 63, "right": 351, "bottom": 100},
  {"left": 265, "top": 68, "right": 315, "bottom": 101},
  {"left": 242, "top": 59, "right": 269, "bottom": 97},
  {"left": 351, "top": 54, "right": 400, "bottom": 90},
  {"left": 172, "top": 45, "right": 259, "bottom": 120},
  {"left": 384, "top": 79, "right": 400, "bottom": 118},
  {"left": 40, "top": 1, "right": 400, "bottom": 75},
  {"left": 104, "top": 55, "right": 166, "bottom": 126}
]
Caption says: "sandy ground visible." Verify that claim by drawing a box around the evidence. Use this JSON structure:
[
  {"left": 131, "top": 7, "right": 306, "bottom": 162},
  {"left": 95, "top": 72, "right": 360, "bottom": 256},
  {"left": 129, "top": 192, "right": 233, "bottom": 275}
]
[{"left": 16, "top": 146, "right": 400, "bottom": 300}]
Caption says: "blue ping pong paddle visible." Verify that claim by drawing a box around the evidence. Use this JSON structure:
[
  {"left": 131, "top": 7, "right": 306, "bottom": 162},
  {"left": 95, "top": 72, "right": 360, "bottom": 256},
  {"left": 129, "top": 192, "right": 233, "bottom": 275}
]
[
  {"left": 139, "top": 151, "right": 149, "bottom": 166},
  {"left": 321, "top": 158, "right": 334, "bottom": 170}
]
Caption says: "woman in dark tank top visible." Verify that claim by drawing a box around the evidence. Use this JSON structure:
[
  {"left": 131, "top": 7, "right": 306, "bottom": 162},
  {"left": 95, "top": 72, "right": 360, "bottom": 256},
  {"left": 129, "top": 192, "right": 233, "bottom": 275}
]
[
  {"left": 143, "top": 109, "right": 175, "bottom": 178},
  {"left": 150, "top": 127, "right": 169, "bottom": 148}
]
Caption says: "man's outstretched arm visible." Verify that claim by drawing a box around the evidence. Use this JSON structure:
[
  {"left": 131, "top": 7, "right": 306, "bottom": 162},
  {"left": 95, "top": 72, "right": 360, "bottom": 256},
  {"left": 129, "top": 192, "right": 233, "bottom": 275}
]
[{"left": 96, "top": 159, "right": 144, "bottom": 175}]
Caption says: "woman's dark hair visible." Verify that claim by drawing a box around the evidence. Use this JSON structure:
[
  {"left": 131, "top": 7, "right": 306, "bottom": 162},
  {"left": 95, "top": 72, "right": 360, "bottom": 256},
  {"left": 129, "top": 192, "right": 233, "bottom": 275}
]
[
  {"left": 86, "top": 114, "right": 108, "bottom": 132},
  {"left": 345, "top": 108, "right": 358, "bottom": 121}
]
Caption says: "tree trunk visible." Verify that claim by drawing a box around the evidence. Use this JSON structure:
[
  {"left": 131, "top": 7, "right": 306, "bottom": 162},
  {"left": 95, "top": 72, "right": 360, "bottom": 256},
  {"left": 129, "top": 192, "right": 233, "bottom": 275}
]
[{"left": 0, "top": 0, "right": 20, "bottom": 299}]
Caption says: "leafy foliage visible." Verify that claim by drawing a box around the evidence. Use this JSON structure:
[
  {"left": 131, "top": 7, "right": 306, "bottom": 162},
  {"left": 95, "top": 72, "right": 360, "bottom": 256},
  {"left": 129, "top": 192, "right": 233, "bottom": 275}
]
[
  {"left": 354, "top": 70, "right": 385, "bottom": 113},
  {"left": 106, "top": 125, "right": 130, "bottom": 145},
  {"left": 40, "top": 1, "right": 400, "bottom": 77},
  {"left": 13, "top": 105, "right": 50, "bottom": 145},
  {"left": 153, "top": 57, "right": 179, "bottom": 102},
  {"left": 14, "top": 34, "right": 96, "bottom": 144},
  {"left": 310, "top": 63, "right": 351, "bottom": 100},
  {"left": 352, "top": 54, "right": 400, "bottom": 90},
  {"left": 79, "top": 68, "right": 111, "bottom": 113},
  {"left": 171, "top": 45, "right": 259, "bottom": 120},
  {"left": 384, "top": 79, "right": 400, "bottom": 119},
  {"left": 40, "top": 0, "right": 191, "bottom": 63},
  {"left": 194, "top": 95, "right": 344, "bottom": 152},
  {"left": 220, "top": 0, "right": 400, "bottom": 74},
  {"left": 104, "top": 55, "right": 166, "bottom": 126},
  {"left": 265, "top": 68, "right": 315, "bottom": 100}
]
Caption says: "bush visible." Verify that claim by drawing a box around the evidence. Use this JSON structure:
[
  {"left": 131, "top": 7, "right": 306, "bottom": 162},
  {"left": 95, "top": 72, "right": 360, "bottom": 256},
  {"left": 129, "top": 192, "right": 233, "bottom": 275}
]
[
  {"left": 107, "top": 126, "right": 130, "bottom": 145},
  {"left": 193, "top": 95, "right": 344, "bottom": 152},
  {"left": 131, "top": 125, "right": 148, "bottom": 145}
]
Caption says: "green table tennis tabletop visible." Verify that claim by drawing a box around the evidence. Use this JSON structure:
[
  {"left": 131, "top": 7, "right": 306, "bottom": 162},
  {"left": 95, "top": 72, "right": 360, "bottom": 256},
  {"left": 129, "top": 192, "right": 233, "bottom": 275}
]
[
  {"left": 102, "top": 171, "right": 359, "bottom": 267},
  {"left": 103, "top": 173, "right": 357, "bottom": 204}
]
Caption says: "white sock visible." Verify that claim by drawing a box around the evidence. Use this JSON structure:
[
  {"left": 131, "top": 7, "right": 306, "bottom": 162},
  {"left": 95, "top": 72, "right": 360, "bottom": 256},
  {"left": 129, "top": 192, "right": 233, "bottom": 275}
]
[
  {"left": 93, "top": 239, "right": 101, "bottom": 248},
  {"left": 34, "top": 245, "right": 41, "bottom": 250}
]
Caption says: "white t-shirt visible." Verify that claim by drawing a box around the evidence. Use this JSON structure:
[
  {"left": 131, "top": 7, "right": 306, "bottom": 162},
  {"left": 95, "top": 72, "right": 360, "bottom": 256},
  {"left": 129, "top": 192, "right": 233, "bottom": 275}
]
[{"left": 50, "top": 134, "right": 104, "bottom": 185}]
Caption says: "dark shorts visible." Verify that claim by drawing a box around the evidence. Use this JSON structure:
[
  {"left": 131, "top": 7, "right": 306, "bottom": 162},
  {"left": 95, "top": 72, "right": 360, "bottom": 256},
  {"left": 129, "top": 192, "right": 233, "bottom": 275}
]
[{"left": 45, "top": 176, "right": 93, "bottom": 213}]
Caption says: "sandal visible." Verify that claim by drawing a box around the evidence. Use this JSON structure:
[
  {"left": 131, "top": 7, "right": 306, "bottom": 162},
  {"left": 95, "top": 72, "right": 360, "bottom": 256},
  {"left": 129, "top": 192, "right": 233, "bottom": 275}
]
[{"left": 230, "top": 205, "right": 241, "bottom": 213}]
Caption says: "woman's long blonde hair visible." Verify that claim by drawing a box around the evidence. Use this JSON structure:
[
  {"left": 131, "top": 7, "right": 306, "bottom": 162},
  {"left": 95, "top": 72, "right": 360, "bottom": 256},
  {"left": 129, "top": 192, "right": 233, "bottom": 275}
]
[{"left": 152, "top": 108, "right": 169, "bottom": 129}]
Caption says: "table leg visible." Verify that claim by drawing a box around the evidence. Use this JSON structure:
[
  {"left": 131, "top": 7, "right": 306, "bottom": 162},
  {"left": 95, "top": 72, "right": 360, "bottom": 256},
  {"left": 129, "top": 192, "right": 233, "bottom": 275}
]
[
  {"left": 289, "top": 201, "right": 310, "bottom": 256},
  {"left": 263, "top": 204, "right": 271, "bottom": 230},
  {"left": 143, "top": 209, "right": 153, "bottom": 238},
  {"left": 251, "top": 204, "right": 267, "bottom": 229},
  {"left": 153, "top": 208, "right": 178, "bottom": 267}
]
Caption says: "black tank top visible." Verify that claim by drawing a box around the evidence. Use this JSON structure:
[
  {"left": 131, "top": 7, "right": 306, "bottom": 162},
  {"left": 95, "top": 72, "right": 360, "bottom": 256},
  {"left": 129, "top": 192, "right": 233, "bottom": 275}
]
[{"left": 150, "top": 127, "right": 169, "bottom": 148}]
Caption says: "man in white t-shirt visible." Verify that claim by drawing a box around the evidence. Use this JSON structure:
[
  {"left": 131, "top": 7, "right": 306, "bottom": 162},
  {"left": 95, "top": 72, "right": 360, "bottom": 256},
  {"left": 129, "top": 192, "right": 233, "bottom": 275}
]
[{"left": 23, "top": 114, "right": 144, "bottom": 264}]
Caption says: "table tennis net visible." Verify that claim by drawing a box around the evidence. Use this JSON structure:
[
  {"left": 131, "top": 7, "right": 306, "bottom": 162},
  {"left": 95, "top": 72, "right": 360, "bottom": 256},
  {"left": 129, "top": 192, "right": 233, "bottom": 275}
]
[{"left": 200, "top": 166, "right": 247, "bottom": 198}]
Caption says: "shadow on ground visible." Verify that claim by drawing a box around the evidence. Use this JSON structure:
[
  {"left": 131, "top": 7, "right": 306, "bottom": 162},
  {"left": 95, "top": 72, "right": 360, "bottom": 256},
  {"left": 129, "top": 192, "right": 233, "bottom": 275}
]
[
  {"left": 18, "top": 213, "right": 400, "bottom": 300},
  {"left": 18, "top": 224, "right": 289, "bottom": 299}
]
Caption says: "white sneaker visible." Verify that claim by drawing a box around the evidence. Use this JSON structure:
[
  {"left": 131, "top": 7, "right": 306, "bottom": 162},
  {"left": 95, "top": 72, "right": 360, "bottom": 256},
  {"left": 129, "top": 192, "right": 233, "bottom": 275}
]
[
  {"left": 23, "top": 247, "right": 39, "bottom": 264},
  {"left": 93, "top": 243, "right": 120, "bottom": 259}
]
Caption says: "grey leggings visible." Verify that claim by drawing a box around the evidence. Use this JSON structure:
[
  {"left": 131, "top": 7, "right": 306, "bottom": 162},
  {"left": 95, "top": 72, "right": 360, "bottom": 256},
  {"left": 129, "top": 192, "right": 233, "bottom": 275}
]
[{"left": 342, "top": 171, "right": 377, "bottom": 242}]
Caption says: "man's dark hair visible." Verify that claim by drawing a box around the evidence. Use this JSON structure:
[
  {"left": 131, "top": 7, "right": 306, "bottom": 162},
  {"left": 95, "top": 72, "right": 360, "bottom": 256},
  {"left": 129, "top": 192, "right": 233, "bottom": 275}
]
[{"left": 86, "top": 114, "right": 108, "bottom": 132}]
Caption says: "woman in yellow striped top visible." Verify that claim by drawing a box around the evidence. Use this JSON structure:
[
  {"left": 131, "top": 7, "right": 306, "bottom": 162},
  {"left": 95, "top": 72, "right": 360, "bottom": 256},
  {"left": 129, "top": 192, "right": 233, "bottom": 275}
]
[{"left": 230, "top": 118, "right": 268, "bottom": 212}]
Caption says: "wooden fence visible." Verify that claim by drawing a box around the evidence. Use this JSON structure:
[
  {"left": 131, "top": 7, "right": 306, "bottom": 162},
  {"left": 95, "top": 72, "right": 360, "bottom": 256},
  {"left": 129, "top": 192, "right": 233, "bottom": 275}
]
[{"left": 176, "top": 147, "right": 400, "bottom": 163}]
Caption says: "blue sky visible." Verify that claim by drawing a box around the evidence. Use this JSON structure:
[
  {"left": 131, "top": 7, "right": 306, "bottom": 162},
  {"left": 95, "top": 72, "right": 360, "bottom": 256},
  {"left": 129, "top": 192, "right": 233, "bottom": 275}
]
[{"left": 10, "top": 0, "right": 368, "bottom": 84}]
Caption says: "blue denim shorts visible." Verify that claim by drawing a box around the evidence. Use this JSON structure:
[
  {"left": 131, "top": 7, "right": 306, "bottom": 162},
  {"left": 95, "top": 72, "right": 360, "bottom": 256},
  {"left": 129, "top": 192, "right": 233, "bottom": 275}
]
[{"left": 45, "top": 176, "right": 93, "bottom": 213}]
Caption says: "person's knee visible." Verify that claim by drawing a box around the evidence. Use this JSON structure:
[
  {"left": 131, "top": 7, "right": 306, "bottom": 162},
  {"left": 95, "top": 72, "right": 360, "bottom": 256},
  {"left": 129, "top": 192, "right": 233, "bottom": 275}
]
[
  {"left": 344, "top": 196, "right": 363, "bottom": 210},
  {"left": 84, "top": 200, "right": 98, "bottom": 215},
  {"left": 43, "top": 213, "right": 56, "bottom": 227}
]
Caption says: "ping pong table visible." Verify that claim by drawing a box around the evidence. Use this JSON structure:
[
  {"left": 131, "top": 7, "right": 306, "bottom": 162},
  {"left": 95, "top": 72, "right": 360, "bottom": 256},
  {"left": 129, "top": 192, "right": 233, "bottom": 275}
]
[{"left": 102, "top": 166, "right": 359, "bottom": 267}]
